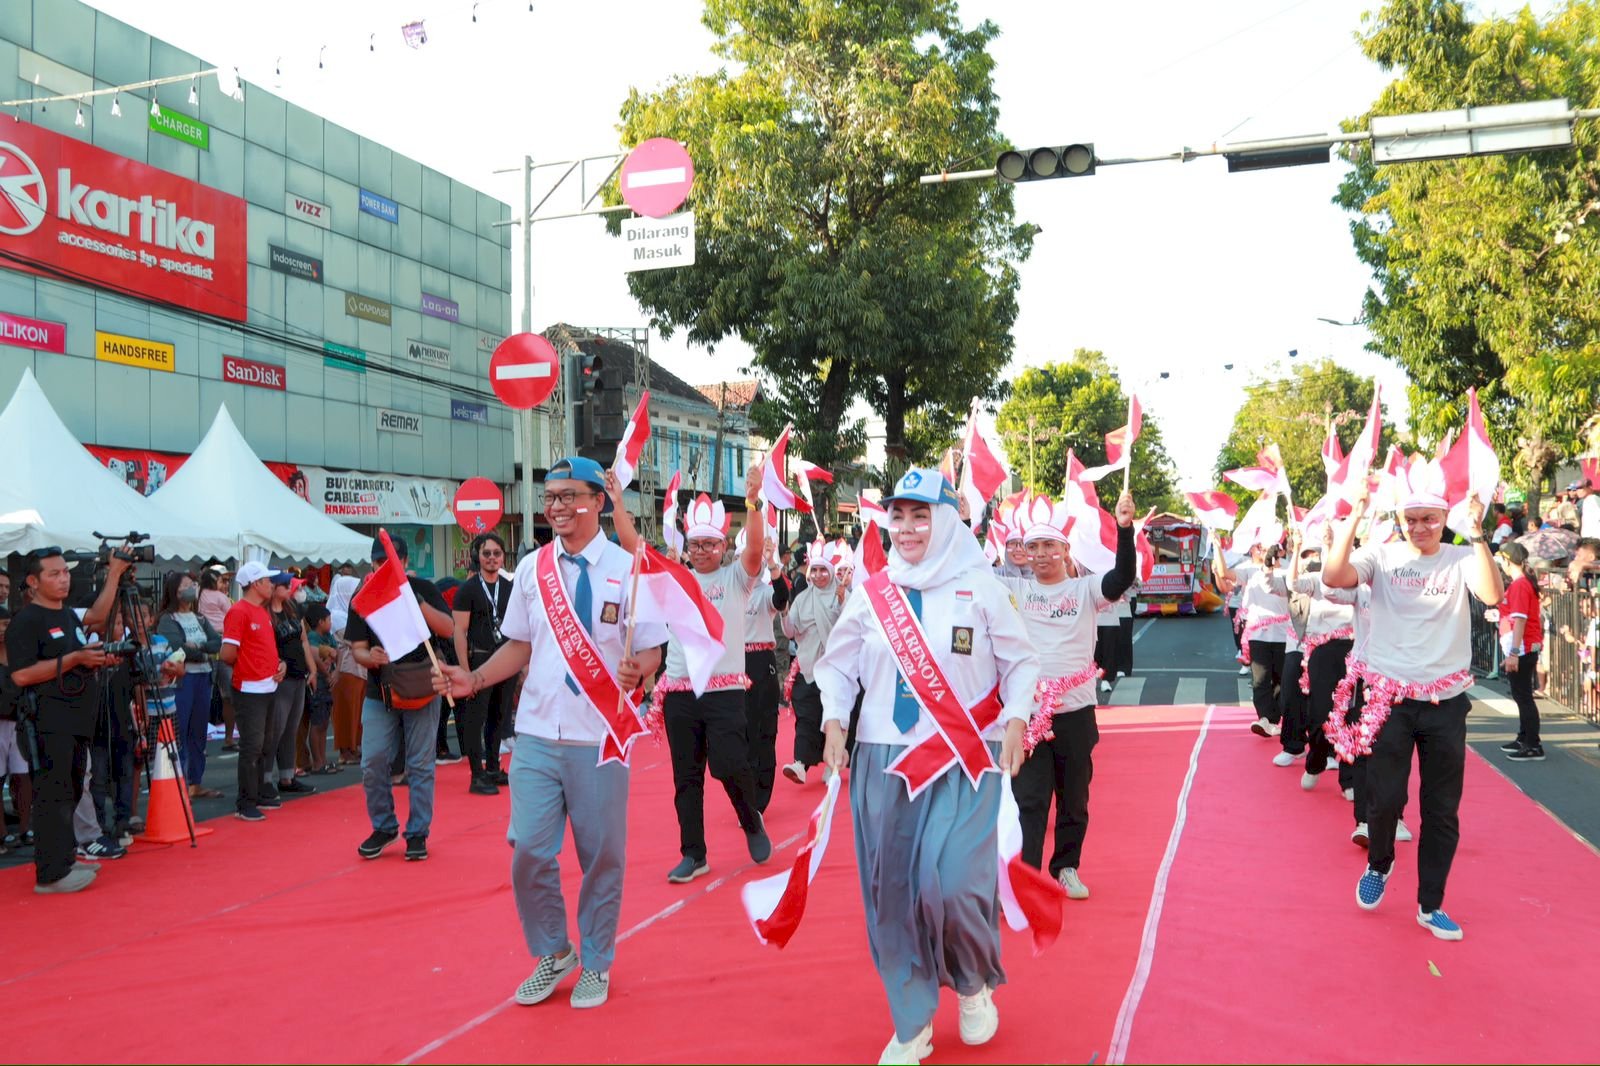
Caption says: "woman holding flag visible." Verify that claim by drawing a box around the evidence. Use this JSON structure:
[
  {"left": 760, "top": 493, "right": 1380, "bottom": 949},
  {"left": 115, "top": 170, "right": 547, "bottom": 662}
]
[{"left": 813, "top": 468, "right": 1040, "bottom": 1065}]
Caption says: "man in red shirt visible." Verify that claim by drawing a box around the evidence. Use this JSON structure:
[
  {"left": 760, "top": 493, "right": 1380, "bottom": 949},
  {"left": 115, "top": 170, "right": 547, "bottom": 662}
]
[
  {"left": 1497, "top": 543, "right": 1544, "bottom": 762},
  {"left": 219, "top": 562, "right": 287, "bottom": 821}
]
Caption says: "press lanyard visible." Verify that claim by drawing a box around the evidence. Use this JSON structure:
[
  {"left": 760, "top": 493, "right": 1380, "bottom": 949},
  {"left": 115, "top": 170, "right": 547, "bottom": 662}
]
[{"left": 481, "top": 575, "right": 505, "bottom": 643}]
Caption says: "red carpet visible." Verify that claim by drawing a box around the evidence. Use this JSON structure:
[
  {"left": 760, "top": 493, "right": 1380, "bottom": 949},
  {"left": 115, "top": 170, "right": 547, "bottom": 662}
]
[
  {"left": 3, "top": 708, "right": 1203, "bottom": 1065},
  {"left": 1114, "top": 705, "right": 1600, "bottom": 1065}
]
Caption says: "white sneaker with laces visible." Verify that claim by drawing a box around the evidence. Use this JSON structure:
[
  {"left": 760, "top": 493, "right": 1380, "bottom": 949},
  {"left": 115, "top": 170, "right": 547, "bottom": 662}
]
[
  {"left": 781, "top": 760, "right": 806, "bottom": 785},
  {"left": 1251, "top": 716, "right": 1271, "bottom": 737},
  {"left": 1396, "top": 819, "right": 1413, "bottom": 842},
  {"left": 1059, "top": 867, "right": 1089, "bottom": 900},
  {"left": 958, "top": 986, "right": 999, "bottom": 1046},
  {"left": 1352, "top": 822, "right": 1369, "bottom": 848},
  {"left": 1238, "top": 665, "right": 1250, "bottom": 676},
  {"left": 877, "top": 1024, "right": 933, "bottom": 1065},
  {"left": 1272, "top": 750, "right": 1301, "bottom": 767},
  {"left": 1342, "top": 787, "right": 1355, "bottom": 802},
  {"left": 1098, "top": 679, "right": 1112, "bottom": 694},
  {"left": 1301, "top": 771, "right": 1318, "bottom": 791}
]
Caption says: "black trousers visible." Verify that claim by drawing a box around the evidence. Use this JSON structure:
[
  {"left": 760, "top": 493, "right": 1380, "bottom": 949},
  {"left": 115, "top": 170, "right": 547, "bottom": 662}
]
[
  {"left": 233, "top": 688, "right": 273, "bottom": 810},
  {"left": 483, "top": 676, "right": 513, "bottom": 771},
  {"left": 1249, "top": 641, "right": 1285, "bottom": 723},
  {"left": 1507, "top": 651, "right": 1541, "bottom": 747},
  {"left": 663, "top": 688, "right": 761, "bottom": 861},
  {"left": 1118, "top": 616, "right": 1134, "bottom": 676},
  {"left": 32, "top": 730, "right": 89, "bottom": 885},
  {"left": 1094, "top": 624, "right": 1120, "bottom": 683},
  {"left": 1303, "top": 639, "right": 1352, "bottom": 775},
  {"left": 1012, "top": 707, "right": 1098, "bottom": 875},
  {"left": 791, "top": 677, "right": 825, "bottom": 766},
  {"left": 458, "top": 654, "right": 516, "bottom": 776},
  {"left": 1279, "top": 650, "right": 1307, "bottom": 753},
  {"left": 1227, "top": 606, "right": 1242, "bottom": 650},
  {"left": 1365, "top": 693, "right": 1468, "bottom": 911},
  {"left": 744, "top": 649, "right": 780, "bottom": 812}
]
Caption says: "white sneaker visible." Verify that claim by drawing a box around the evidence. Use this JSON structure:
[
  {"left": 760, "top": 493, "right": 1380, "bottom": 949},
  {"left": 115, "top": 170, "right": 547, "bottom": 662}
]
[
  {"left": 878, "top": 1024, "right": 933, "bottom": 1065},
  {"left": 1342, "top": 787, "right": 1355, "bottom": 802},
  {"left": 1266, "top": 721, "right": 1282, "bottom": 737},
  {"left": 1098, "top": 679, "right": 1112, "bottom": 694},
  {"left": 1326, "top": 756, "right": 1339, "bottom": 772},
  {"left": 1059, "top": 867, "right": 1089, "bottom": 900},
  {"left": 1271, "top": 750, "right": 1302, "bottom": 767},
  {"left": 1116, "top": 670, "right": 1127, "bottom": 679},
  {"left": 1238, "top": 665, "right": 1250, "bottom": 676},
  {"left": 958, "top": 986, "right": 999, "bottom": 1046},
  {"left": 1396, "top": 819, "right": 1413, "bottom": 842},
  {"left": 1250, "top": 717, "right": 1271, "bottom": 737},
  {"left": 1352, "top": 822, "right": 1369, "bottom": 848},
  {"left": 1301, "top": 771, "right": 1318, "bottom": 791},
  {"left": 782, "top": 760, "right": 806, "bottom": 785}
]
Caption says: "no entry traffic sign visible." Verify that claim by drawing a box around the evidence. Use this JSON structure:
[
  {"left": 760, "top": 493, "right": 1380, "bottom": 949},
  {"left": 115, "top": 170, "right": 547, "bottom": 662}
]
[
  {"left": 453, "top": 477, "right": 505, "bottom": 535},
  {"left": 489, "top": 333, "right": 559, "bottom": 409},
  {"left": 620, "top": 138, "right": 695, "bottom": 219}
]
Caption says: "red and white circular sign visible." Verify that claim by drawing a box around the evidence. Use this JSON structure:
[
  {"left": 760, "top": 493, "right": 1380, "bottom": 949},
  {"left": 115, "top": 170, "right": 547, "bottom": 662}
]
[
  {"left": 489, "top": 333, "right": 559, "bottom": 409},
  {"left": 619, "top": 138, "right": 695, "bottom": 219},
  {"left": 453, "top": 477, "right": 505, "bottom": 536}
]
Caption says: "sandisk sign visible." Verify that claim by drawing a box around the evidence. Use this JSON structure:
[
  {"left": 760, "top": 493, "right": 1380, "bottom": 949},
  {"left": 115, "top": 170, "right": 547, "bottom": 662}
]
[
  {"left": 0, "top": 121, "right": 247, "bottom": 321},
  {"left": 222, "top": 354, "right": 286, "bottom": 391}
]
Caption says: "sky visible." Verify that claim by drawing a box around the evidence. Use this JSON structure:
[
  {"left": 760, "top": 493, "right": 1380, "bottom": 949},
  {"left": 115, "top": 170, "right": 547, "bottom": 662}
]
[{"left": 85, "top": 0, "right": 1531, "bottom": 489}]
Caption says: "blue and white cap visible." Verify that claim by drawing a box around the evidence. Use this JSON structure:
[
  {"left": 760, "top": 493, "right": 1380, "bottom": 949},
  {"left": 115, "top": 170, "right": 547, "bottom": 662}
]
[
  {"left": 883, "top": 467, "right": 960, "bottom": 509},
  {"left": 546, "top": 455, "right": 614, "bottom": 515}
]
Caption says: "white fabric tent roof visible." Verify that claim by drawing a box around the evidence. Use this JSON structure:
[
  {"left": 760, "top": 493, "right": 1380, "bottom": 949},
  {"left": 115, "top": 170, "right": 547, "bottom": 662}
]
[
  {"left": 149, "top": 405, "right": 372, "bottom": 564},
  {"left": 0, "top": 369, "right": 193, "bottom": 555}
]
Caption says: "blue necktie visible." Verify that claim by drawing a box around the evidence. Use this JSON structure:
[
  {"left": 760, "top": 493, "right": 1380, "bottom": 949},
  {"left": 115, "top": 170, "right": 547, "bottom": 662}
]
[
  {"left": 563, "top": 553, "right": 593, "bottom": 694},
  {"left": 892, "top": 587, "right": 923, "bottom": 733}
]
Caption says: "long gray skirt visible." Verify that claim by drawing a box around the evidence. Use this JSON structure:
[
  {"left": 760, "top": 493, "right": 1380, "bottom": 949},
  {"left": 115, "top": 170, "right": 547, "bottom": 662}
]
[{"left": 851, "top": 740, "right": 1006, "bottom": 1042}]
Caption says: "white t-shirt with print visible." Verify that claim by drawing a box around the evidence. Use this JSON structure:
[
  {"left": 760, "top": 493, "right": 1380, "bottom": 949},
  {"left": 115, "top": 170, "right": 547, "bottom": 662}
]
[
  {"left": 1350, "top": 542, "right": 1476, "bottom": 695},
  {"left": 1000, "top": 572, "right": 1109, "bottom": 712},
  {"left": 664, "top": 563, "right": 759, "bottom": 690}
]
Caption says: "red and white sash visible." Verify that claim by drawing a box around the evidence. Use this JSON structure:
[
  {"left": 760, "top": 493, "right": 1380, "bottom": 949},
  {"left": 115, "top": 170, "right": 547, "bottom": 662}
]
[
  {"left": 862, "top": 570, "right": 1000, "bottom": 797},
  {"left": 533, "top": 544, "right": 644, "bottom": 766}
]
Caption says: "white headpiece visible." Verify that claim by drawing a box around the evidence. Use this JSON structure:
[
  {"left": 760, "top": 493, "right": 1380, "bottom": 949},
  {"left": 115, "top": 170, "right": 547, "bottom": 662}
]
[
  {"left": 805, "top": 536, "right": 837, "bottom": 574},
  {"left": 1400, "top": 456, "right": 1448, "bottom": 512},
  {"left": 829, "top": 539, "right": 853, "bottom": 572},
  {"left": 1016, "top": 494, "right": 1075, "bottom": 544},
  {"left": 684, "top": 493, "right": 730, "bottom": 541}
]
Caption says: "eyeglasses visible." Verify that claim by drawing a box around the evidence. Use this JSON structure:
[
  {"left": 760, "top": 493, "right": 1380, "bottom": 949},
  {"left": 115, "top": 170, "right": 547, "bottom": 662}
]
[
  {"left": 479, "top": 548, "right": 504, "bottom": 558},
  {"left": 686, "top": 540, "right": 724, "bottom": 553},
  {"left": 546, "top": 490, "right": 600, "bottom": 508}
]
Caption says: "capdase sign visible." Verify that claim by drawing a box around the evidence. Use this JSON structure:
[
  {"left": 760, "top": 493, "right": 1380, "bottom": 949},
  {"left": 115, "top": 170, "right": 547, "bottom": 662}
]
[
  {"left": 377, "top": 408, "right": 423, "bottom": 435},
  {"left": 149, "top": 108, "right": 210, "bottom": 150},
  {"left": 405, "top": 338, "right": 450, "bottom": 369},
  {"left": 223, "top": 354, "right": 286, "bottom": 390},
  {"left": 96, "top": 330, "right": 174, "bottom": 372},
  {"left": 344, "top": 292, "right": 391, "bottom": 325},
  {"left": 269, "top": 244, "right": 322, "bottom": 283}
]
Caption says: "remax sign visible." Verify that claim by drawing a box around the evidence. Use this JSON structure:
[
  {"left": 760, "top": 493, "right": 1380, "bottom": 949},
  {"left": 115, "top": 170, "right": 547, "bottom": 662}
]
[
  {"left": 223, "top": 354, "right": 286, "bottom": 391},
  {"left": 358, "top": 188, "right": 399, "bottom": 224},
  {"left": 377, "top": 407, "right": 422, "bottom": 435},
  {"left": 0, "top": 121, "right": 246, "bottom": 320}
]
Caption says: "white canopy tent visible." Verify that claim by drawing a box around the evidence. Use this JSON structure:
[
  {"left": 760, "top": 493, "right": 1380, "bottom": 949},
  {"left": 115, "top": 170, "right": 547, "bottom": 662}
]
[
  {"left": 149, "top": 405, "right": 372, "bottom": 565},
  {"left": 0, "top": 369, "right": 195, "bottom": 555}
]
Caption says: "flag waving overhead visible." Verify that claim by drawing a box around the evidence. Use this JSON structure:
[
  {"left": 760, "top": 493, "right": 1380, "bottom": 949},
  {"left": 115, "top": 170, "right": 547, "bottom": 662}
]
[
  {"left": 662, "top": 470, "right": 684, "bottom": 555},
  {"left": 759, "top": 424, "right": 800, "bottom": 511},
  {"left": 1439, "top": 388, "right": 1501, "bottom": 535},
  {"left": 1224, "top": 443, "right": 1292, "bottom": 502},
  {"left": 792, "top": 459, "right": 834, "bottom": 514},
  {"left": 1079, "top": 394, "right": 1143, "bottom": 482},
  {"left": 350, "top": 529, "right": 431, "bottom": 660},
  {"left": 1185, "top": 490, "right": 1239, "bottom": 531},
  {"left": 631, "top": 544, "right": 726, "bottom": 695},
  {"left": 959, "top": 409, "right": 1011, "bottom": 519},
  {"left": 1061, "top": 449, "right": 1119, "bottom": 573},
  {"left": 858, "top": 493, "right": 888, "bottom": 528},
  {"left": 1582, "top": 456, "right": 1599, "bottom": 490},
  {"left": 611, "top": 390, "right": 651, "bottom": 491},
  {"left": 741, "top": 773, "right": 842, "bottom": 948},
  {"left": 1321, "top": 420, "right": 1345, "bottom": 479}
]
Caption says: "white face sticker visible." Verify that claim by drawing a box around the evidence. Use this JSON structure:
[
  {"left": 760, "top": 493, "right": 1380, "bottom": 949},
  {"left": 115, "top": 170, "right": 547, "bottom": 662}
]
[{"left": 575, "top": 507, "right": 591, "bottom": 514}]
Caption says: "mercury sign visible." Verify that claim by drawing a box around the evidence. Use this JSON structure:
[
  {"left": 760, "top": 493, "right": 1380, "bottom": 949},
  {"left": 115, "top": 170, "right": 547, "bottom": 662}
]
[
  {"left": 377, "top": 408, "right": 423, "bottom": 435},
  {"left": 406, "top": 338, "right": 450, "bottom": 369}
]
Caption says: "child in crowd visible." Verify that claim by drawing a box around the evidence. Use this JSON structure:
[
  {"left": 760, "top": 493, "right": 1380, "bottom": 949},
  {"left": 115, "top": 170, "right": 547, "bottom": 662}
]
[{"left": 301, "top": 605, "right": 339, "bottom": 775}]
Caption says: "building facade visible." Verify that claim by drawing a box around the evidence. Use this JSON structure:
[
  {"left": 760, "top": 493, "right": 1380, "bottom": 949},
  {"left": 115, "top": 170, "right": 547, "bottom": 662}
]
[{"left": 0, "top": 0, "right": 513, "bottom": 578}]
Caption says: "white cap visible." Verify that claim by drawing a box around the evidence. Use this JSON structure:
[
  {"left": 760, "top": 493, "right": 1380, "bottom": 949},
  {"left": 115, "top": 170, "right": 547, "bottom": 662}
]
[{"left": 235, "top": 561, "right": 282, "bottom": 585}]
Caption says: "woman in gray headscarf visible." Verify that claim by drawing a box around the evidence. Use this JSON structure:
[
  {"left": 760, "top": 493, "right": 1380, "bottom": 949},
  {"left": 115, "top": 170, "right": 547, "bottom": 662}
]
[
  {"left": 325, "top": 574, "right": 365, "bottom": 765},
  {"left": 814, "top": 469, "right": 1039, "bottom": 1065}
]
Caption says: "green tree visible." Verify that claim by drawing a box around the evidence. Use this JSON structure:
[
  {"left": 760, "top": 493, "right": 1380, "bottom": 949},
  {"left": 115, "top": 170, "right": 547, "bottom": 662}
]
[
  {"left": 608, "top": 0, "right": 1033, "bottom": 481},
  {"left": 1212, "top": 359, "right": 1396, "bottom": 510},
  {"left": 995, "top": 350, "right": 1178, "bottom": 511},
  {"left": 1335, "top": 0, "right": 1600, "bottom": 506}
]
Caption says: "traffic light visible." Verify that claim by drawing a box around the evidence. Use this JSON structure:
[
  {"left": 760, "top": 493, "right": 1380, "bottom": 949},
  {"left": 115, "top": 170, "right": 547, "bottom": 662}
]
[
  {"left": 995, "top": 143, "right": 1095, "bottom": 182},
  {"left": 578, "top": 352, "right": 602, "bottom": 399}
]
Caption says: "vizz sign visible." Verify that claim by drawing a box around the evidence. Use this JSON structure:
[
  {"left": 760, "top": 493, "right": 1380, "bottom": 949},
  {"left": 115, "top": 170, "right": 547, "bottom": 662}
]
[{"left": 285, "top": 192, "right": 331, "bottom": 230}]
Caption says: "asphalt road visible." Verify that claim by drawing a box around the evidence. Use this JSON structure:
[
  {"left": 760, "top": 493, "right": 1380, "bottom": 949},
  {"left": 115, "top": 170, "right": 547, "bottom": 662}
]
[{"left": 5, "top": 611, "right": 1596, "bottom": 868}]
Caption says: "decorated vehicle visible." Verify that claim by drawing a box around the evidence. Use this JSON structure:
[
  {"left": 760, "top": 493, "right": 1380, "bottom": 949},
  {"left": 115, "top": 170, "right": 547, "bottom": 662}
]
[{"left": 1135, "top": 515, "right": 1222, "bottom": 616}]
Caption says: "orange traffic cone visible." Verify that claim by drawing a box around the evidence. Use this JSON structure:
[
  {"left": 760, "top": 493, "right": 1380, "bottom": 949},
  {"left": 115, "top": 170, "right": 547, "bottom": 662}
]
[{"left": 138, "top": 714, "right": 213, "bottom": 845}]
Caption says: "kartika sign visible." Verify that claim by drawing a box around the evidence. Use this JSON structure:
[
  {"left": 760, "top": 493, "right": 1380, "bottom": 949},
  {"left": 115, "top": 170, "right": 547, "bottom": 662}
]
[{"left": 0, "top": 121, "right": 247, "bottom": 321}]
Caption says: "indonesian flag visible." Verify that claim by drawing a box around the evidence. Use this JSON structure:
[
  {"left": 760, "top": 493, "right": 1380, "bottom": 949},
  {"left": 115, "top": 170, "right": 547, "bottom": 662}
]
[
  {"left": 792, "top": 459, "right": 834, "bottom": 514},
  {"left": 1061, "top": 449, "right": 1119, "bottom": 574},
  {"left": 760, "top": 424, "right": 800, "bottom": 512},
  {"left": 1232, "top": 494, "right": 1283, "bottom": 551},
  {"left": 1079, "top": 395, "right": 1143, "bottom": 482},
  {"left": 631, "top": 545, "right": 725, "bottom": 695},
  {"left": 1321, "top": 421, "right": 1345, "bottom": 479},
  {"left": 741, "top": 773, "right": 842, "bottom": 947},
  {"left": 858, "top": 492, "right": 888, "bottom": 528},
  {"left": 997, "top": 777, "right": 1069, "bottom": 954},
  {"left": 1322, "top": 392, "right": 1382, "bottom": 521},
  {"left": 1224, "top": 443, "right": 1292, "bottom": 502},
  {"left": 662, "top": 470, "right": 684, "bottom": 555},
  {"left": 350, "top": 529, "right": 431, "bottom": 660},
  {"left": 1133, "top": 517, "right": 1156, "bottom": 582},
  {"left": 939, "top": 448, "right": 959, "bottom": 487},
  {"left": 611, "top": 390, "right": 651, "bottom": 491},
  {"left": 1439, "top": 388, "right": 1501, "bottom": 535},
  {"left": 856, "top": 520, "right": 889, "bottom": 576},
  {"left": 1185, "top": 490, "right": 1238, "bottom": 531},
  {"left": 959, "top": 405, "right": 1011, "bottom": 519},
  {"left": 1582, "top": 456, "right": 1600, "bottom": 490}
]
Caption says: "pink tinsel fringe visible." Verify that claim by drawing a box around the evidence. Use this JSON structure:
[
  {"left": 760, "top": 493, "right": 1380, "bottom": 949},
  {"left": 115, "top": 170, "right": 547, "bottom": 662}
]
[
  {"left": 1324, "top": 662, "right": 1474, "bottom": 763},
  {"left": 646, "top": 673, "right": 754, "bottom": 744},
  {"left": 1236, "top": 614, "right": 1290, "bottom": 666},
  {"left": 779, "top": 658, "right": 802, "bottom": 716},
  {"left": 1024, "top": 664, "right": 1103, "bottom": 753},
  {"left": 1297, "top": 626, "right": 1354, "bottom": 694}
]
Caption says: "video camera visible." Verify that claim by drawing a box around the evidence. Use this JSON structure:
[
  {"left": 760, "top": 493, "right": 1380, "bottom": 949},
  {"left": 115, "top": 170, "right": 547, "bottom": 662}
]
[{"left": 94, "top": 531, "right": 155, "bottom": 567}]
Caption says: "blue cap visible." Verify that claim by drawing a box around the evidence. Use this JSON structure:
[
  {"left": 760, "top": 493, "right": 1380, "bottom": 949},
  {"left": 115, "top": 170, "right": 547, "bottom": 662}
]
[
  {"left": 883, "top": 467, "right": 960, "bottom": 509},
  {"left": 546, "top": 455, "right": 614, "bottom": 515}
]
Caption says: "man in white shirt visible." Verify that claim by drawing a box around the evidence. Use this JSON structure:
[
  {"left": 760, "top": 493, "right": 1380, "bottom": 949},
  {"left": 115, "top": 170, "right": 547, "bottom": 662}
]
[
  {"left": 611, "top": 465, "right": 771, "bottom": 884},
  {"left": 434, "top": 456, "right": 666, "bottom": 1011},
  {"left": 1323, "top": 475, "right": 1501, "bottom": 941},
  {"left": 1573, "top": 479, "right": 1600, "bottom": 538}
]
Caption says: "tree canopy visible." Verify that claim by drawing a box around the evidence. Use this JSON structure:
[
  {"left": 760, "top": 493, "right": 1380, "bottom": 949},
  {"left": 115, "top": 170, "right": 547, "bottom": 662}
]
[
  {"left": 1212, "top": 359, "right": 1396, "bottom": 509},
  {"left": 609, "top": 0, "right": 1034, "bottom": 484},
  {"left": 1335, "top": 0, "right": 1600, "bottom": 499},
  {"left": 994, "top": 350, "right": 1178, "bottom": 511}
]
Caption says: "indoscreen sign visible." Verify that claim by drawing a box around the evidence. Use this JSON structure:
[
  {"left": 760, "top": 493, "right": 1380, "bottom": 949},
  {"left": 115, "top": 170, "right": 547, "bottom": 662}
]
[{"left": 0, "top": 120, "right": 247, "bottom": 321}]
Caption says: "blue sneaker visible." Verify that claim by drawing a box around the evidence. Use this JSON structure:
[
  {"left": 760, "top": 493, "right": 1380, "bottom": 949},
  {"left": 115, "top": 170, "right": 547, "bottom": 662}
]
[
  {"left": 1356, "top": 865, "right": 1389, "bottom": 910},
  {"left": 1417, "top": 908, "right": 1463, "bottom": 941}
]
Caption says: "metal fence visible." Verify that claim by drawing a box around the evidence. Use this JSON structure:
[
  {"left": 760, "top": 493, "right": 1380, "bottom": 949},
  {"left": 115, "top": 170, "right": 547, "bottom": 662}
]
[{"left": 1471, "top": 578, "right": 1600, "bottom": 728}]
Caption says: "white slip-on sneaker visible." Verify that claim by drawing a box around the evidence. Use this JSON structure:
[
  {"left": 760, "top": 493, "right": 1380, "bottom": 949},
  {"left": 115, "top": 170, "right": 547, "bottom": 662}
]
[
  {"left": 1352, "top": 822, "right": 1369, "bottom": 848},
  {"left": 1326, "top": 756, "right": 1339, "bottom": 772},
  {"left": 877, "top": 1024, "right": 933, "bottom": 1065},
  {"left": 1301, "top": 771, "right": 1318, "bottom": 791},
  {"left": 1342, "top": 787, "right": 1355, "bottom": 802},
  {"left": 1396, "top": 819, "right": 1413, "bottom": 842},
  {"left": 782, "top": 760, "right": 806, "bottom": 785},
  {"left": 1272, "top": 750, "right": 1301, "bottom": 767},
  {"left": 514, "top": 949, "right": 579, "bottom": 1005},
  {"left": 958, "top": 986, "right": 999, "bottom": 1046},
  {"left": 1059, "top": 867, "right": 1089, "bottom": 900},
  {"left": 569, "top": 969, "right": 610, "bottom": 1009},
  {"left": 1251, "top": 716, "right": 1270, "bottom": 736}
]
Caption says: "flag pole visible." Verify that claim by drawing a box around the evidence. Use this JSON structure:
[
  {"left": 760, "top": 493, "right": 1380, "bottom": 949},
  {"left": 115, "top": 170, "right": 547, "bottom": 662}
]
[
  {"left": 379, "top": 527, "right": 453, "bottom": 708},
  {"left": 616, "top": 539, "right": 646, "bottom": 721},
  {"left": 1122, "top": 393, "right": 1134, "bottom": 494}
]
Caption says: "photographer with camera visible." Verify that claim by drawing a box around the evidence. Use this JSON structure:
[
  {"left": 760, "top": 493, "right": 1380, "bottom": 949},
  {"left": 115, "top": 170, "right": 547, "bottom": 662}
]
[{"left": 4, "top": 547, "right": 130, "bottom": 893}]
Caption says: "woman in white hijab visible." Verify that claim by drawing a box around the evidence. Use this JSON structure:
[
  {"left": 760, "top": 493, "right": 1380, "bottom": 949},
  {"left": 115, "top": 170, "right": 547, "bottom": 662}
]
[
  {"left": 814, "top": 469, "right": 1039, "bottom": 1065},
  {"left": 325, "top": 574, "right": 365, "bottom": 766}
]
